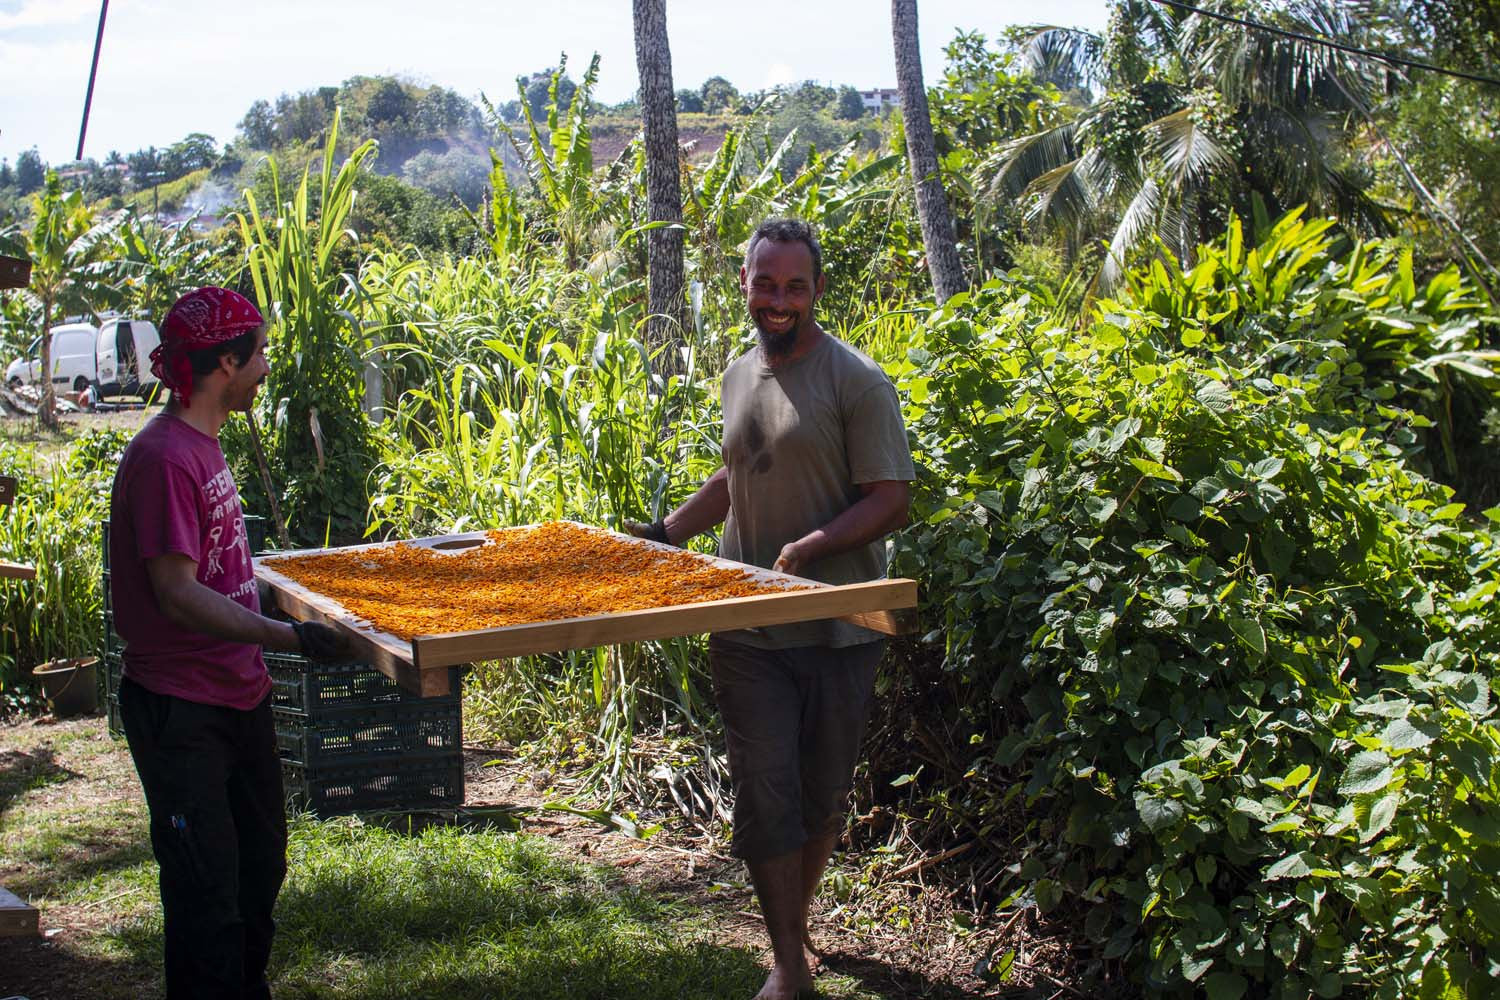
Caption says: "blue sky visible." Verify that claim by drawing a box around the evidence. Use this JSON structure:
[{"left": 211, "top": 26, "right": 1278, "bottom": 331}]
[{"left": 0, "top": 0, "right": 1109, "bottom": 166}]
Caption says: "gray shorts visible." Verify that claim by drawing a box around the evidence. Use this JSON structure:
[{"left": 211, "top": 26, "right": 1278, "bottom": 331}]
[{"left": 709, "top": 635, "right": 883, "bottom": 862}]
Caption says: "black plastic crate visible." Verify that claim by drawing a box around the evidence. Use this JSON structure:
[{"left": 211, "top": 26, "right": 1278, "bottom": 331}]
[
  {"left": 282, "top": 755, "right": 463, "bottom": 816},
  {"left": 266, "top": 652, "right": 459, "bottom": 717},
  {"left": 102, "top": 651, "right": 121, "bottom": 693},
  {"left": 245, "top": 515, "right": 267, "bottom": 554},
  {"left": 101, "top": 609, "right": 121, "bottom": 657},
  {"left": 102, "top": 653, "right": 124, "bottom": 736},
  {"left": 274, "top": 703, "right": 461, "bottom": 767}
]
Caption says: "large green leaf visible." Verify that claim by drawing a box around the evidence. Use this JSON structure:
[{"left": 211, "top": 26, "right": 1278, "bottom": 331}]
[{"left": 1339, "top": 751, "right": 1394, "bottom": 796}]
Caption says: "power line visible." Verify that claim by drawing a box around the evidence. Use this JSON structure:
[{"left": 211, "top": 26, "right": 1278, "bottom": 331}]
[
  {"left": 76, "top": 0, "right": 110, "bottom": 161},
  {"left": 1148, "top": 0, "right": 1500, "bottom": 89}
]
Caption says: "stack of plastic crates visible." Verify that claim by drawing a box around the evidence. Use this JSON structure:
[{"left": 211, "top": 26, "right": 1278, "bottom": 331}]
[
  {"left": 101, "top": 517, "right": 463, "bottom": 816},
  {"left": 268, "top": 655, "right": 463, "bottom": 815}
]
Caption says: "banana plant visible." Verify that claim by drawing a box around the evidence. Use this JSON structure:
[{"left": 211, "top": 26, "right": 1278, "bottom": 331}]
[
  {"left": 23, "top": 173, "right": 126, "bottom": 429},
  {"left": 488, "top": 54, "right": 605, "bottom": 268}
]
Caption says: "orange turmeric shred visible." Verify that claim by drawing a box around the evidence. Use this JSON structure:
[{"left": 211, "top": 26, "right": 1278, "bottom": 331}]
[{"left": 263, "top": 521, "right": 805, "bottom": 640}]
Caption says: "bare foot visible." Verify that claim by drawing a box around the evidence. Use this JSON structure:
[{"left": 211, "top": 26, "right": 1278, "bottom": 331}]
[
  {"left": 752, "top": 962, "right": 814, "bottom": 1000},
  {"left": 803, "top": 931, "right": 826, "bottom": 973}
]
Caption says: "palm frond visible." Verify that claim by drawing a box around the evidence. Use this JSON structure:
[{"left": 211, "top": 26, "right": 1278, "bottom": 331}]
[
  {"left": 1239, "top": 104, "right": 1332, "bottom": 203},
  {"left": 1022, "top": 158, "right": 1093, "bottom": 235},
  {"left": 982, "top": 121, "right": 1081, "bottom": 203},
  {"left": 1099, "top": 176, "right": 1165, "bottom": 292},
  {"left": 1075, "top": 146, "right": 1138, "bottom": 206},
  {"left": 1018, "top": 24, "right": 1105, "bottom": 92},
  {"left": 1148, "top": 108, "right": 1235, "bottom": 187},
  {"left": 1187, "top": 0, "right": 1389, "bottom": 111},
  {"left": 1322, "top": 164, "right": 1394, "bottom": 237}
]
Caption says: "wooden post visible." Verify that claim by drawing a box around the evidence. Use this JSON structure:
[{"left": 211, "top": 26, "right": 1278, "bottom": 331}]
[{"left": 0, "top": 255, "right": 32, "bottom": 290}]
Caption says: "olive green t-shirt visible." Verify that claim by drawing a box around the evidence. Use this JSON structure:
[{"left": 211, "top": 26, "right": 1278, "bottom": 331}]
[{"left": 717, "top": 332, "right": 914, "bottom": 649}]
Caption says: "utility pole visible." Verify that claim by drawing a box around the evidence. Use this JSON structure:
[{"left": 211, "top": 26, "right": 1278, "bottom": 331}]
[{"left": 147, "top": 170, "right": 164, "bottom": 224}]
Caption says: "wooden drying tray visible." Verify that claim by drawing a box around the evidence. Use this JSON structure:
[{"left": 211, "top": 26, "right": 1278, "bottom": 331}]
[{"left": 254, "top": 522, "right": 918, "bottom": 698}]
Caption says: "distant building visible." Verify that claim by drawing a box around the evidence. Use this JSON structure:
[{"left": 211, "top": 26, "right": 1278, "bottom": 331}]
[{"left": 859, "top": 88, "right": 901, "bottom": 112}]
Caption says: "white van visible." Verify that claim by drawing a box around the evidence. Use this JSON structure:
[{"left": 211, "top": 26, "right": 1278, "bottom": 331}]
[
  {"left": 95, "top": 317, "right": 161, "bottom": 398},
  {"left": 6, "top": 323, "right": 99, "bottom": 393},
  {"left": 4, "top": 318, "right": 162, "bottom": 399}
]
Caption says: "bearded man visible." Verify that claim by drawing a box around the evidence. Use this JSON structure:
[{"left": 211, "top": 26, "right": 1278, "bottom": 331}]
[{"left": 631, "top": 219, "right": 913, "bottom": 1000}]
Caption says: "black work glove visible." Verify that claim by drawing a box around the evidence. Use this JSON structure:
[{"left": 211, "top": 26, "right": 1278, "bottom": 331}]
[
  {"left": 292, "top": 620, "right": 350, "bottom": 662},
  {"left": 623, "top": 518, "right": 671, "bottom": 545}
]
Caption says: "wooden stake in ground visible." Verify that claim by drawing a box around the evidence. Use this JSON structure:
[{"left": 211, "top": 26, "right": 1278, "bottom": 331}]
[{"left": 245, "top": 410, "right": 291, "bottom": 550}]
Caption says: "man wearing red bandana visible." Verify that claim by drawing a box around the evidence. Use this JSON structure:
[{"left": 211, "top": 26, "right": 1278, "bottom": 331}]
[{"left": 109, "top": 286, "right": 345, "bottom": 999}]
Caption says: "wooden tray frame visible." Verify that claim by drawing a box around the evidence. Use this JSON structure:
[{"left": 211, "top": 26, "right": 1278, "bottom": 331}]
[{"left": 255, "top": 522, "right": 917, "bottom": 697}]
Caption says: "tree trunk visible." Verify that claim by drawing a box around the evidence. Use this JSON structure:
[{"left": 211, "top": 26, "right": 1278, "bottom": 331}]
[
  {"left": 38, "top": 294, "right": 57, "bottom": 431},
  {"left": 633, "top": 0, "right": 689, "bottom": 356},
  {"left": 892, "top": 0, "right": 967, "bottom": 303}
]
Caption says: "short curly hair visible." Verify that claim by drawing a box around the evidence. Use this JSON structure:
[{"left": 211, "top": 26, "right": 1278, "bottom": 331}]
[{"left": 746, "top": 218, "right": 822, "bottom": 280}]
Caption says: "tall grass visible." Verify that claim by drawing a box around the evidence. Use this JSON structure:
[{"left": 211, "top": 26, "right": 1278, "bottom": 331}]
[{"left": 361, "top": 248, "right": 735, "bottom": 807}]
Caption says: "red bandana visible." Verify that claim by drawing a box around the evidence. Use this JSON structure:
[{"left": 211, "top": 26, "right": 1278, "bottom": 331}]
[{"left": 150, "top": 287, "right": 263, "bottom": 408}]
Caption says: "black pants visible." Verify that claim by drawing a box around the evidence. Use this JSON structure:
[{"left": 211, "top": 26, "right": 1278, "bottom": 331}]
[{"left": 120, "top": 677, "right": 288, "bottom": 1000}]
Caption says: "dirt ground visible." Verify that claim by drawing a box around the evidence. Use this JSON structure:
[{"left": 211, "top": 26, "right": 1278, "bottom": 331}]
[
  {"left": 0, "top": 394, "right": 162, "bottom": 462},
  {"left": 0, "top": 712, "right": 1085, "bottom": 1000}
]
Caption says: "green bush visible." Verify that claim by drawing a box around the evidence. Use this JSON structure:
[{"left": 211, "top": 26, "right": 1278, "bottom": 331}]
[
  {"left": 0, "top": 428, "right": 125, "bottom": 713},
  {"left": 889, "top": 216, "right": 1500, "bottom": 996}
]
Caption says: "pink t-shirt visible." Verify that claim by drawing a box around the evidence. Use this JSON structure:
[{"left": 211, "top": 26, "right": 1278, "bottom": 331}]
[{"left": 109, "top": 413, "right": 271, "bottom": 710}]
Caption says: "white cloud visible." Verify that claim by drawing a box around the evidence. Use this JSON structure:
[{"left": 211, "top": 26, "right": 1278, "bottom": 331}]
[{"left": 0, "top": 0, "right": 95, "bottom": 31}]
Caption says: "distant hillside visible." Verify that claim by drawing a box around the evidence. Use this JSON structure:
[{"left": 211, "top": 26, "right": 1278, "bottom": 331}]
[
  {"left": 0, "top": 73, "right": 886, "bottom": 238},
  {"left": 588, "top": 112, "right": 738, "bottom": 165}
]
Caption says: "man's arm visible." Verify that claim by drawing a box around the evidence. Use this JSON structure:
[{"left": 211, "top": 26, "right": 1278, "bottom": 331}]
[
  {"left": 664, "top": 467, "right": 731, "bottom": 544},
  {"left": 771, "top": 480, "right": 911, "bottom": 577},
  {"left": 628, "top": 467, "right": 731, "bottom": 546},
  {"left": 146, "top": 553, "right": 302, "bottom": 652}
]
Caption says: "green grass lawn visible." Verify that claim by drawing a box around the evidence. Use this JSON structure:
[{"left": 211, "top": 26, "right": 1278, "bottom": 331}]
[{"left": 1, "top": 720, "right": 903, "bottom": 999}]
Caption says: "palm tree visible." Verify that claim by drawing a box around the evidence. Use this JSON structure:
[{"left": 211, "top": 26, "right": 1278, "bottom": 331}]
[
  {"left": 26, "top": 172, "right": 122, "bottom": 429},
  {"left": 633, "top": 0, "right": 689, "bottom": 349},
  {"left": 892, "top": 0, "right": 967, "bottom": 302},
  {"left": 990, "top": 0, "right": 1390, "bottom": 292}
]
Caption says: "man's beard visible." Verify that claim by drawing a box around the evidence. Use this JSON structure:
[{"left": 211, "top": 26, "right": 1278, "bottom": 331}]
[
  {"left": 757, "top": 324, "right": 797, "bottom": 357},
  {"left": 754, "top": 311, "right": 801, "bottom": 357}
]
